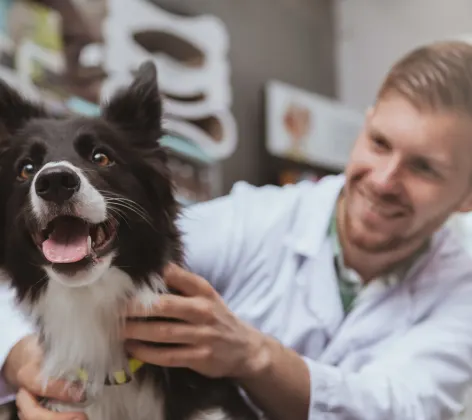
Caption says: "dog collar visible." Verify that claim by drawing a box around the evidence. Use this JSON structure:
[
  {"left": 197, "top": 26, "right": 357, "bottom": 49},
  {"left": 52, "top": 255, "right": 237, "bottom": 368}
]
[{"left": 77, "top": 358, "right": 144, "bottom": 386}]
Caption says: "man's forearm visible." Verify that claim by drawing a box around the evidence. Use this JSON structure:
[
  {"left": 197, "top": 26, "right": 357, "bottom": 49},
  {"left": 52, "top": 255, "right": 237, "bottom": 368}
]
[{"left": 237, "top": 334, "right": 311, "bottom": 420}]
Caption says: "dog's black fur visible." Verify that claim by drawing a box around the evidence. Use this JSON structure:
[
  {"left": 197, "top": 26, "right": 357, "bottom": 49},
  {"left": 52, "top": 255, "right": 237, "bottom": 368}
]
[{"left": 0, "top": 62, "right": 258, "bottom": 420}]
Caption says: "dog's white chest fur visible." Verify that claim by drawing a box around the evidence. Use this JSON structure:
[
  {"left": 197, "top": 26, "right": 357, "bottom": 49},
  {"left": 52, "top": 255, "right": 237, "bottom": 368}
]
[
  {"left": 36, "top": 262, "right": 142, "bottom": 383},
  {"left": 27, "top": 263, "right": 166, "bottom": 420}
]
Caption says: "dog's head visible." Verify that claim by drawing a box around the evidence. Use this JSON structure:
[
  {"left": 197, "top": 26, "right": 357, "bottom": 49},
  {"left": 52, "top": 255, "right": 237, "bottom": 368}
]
[{"left": 0, "top": 62, "right": 182, "bottom": 300}]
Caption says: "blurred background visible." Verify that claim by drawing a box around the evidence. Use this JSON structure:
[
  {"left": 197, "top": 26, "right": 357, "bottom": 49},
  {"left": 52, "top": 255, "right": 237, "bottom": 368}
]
[{"left": 1, "top": 0, "right": 472, "bottom": 253}]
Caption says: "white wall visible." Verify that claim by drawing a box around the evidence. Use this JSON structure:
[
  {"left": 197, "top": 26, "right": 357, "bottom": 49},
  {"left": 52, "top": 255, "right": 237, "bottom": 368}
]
[{"left": 334, "top": 0, "right": 472, "bottom": 112}]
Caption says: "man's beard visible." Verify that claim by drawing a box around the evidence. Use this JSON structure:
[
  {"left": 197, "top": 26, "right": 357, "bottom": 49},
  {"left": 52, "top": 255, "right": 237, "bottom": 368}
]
[{"left": 341, "top": 193, "right": 451, "bottom": 254}]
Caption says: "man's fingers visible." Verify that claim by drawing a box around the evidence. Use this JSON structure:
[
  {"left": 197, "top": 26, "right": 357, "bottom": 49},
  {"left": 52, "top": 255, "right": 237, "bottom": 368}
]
[
  {"left": 163, "top": 264, "right": 215, "bottom": 298},
  {"left": 126, "top": 294, "right": 215, "bottom": 324},
  {"left": 123, "top": 320, "right": 211, "bottom": 344},
  {"left": 125, "top": 341, "right": 209, "bottom": 369},
  {"left": 127, "top": 294, "right": 185, "bottom": 318},
  {"left": 17, "top": 365, "right": 84, "bottom": 403},
  {"left": 16, "top": 388, "right": 86, "bottom": 420}
]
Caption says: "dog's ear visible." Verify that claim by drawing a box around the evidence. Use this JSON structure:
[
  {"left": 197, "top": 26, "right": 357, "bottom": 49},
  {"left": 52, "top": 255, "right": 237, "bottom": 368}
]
[
  {"left": 0, "top": 80, "right": 45, "bottom": 135},
  {"left": 103, "top": 61, "right": 162, "bottom": 146},
  {"left": 0, "top": 80, "right": 45, "bottom": 155}
]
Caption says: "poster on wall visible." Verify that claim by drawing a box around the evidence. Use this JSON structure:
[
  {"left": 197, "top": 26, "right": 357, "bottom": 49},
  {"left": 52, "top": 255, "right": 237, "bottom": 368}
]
[
  {"left": 265, "top": 80, "right": 364, "bottom": 171},
  {"left": 0, "top": 0, "right": 233, "bottom": 204}
]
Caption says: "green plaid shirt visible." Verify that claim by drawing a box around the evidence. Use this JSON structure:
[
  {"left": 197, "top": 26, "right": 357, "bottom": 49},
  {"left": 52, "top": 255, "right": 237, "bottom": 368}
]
[{"left": 328, "top": 212, "right": 426, "bottom": 315}]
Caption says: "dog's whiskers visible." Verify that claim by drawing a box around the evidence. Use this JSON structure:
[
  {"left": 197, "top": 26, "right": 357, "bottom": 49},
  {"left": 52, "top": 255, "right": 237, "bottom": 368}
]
[
  {"left": 107, "top": 208, "right": 130, "bottom": 229},
  {"left": 100, "top": 193, "right": 155, "bottom": 230},
  {"left": 107, "top": 202, "right": 152, "bottom": 226}
]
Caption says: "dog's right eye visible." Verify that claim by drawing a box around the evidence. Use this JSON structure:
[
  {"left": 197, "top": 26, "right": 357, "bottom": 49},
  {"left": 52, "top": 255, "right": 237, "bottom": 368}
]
[
  {"left": 91, "top": 149, "right": 114, "bottom": 167},
  {"left": 18, "top": 161, "right": 36, "bottom": 181}
]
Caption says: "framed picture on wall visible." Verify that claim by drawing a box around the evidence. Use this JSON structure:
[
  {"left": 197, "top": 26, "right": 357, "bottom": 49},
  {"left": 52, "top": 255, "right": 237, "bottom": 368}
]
[{"left": 265, "top": 80, "right": 364, "bottom": 171}]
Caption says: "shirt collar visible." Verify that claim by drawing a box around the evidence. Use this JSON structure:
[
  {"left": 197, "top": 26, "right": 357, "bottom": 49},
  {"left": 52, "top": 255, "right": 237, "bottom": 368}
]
[{"left": 285, "top": 174, "right": 346, "bottom": 258}]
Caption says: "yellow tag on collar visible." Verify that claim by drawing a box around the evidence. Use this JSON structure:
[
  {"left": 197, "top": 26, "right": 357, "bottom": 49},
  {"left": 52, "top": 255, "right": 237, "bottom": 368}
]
[{"left": 76, "top": 358, "right": 144, "bottom": 386}]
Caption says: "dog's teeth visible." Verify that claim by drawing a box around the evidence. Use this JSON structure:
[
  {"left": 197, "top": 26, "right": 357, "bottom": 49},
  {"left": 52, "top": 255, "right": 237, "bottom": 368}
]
[
  {"left": 96, "top": 226, "right": 106, "bottom": 246},
  {"left": 87, "top": 236, "right": 92, "bottom": 253}
]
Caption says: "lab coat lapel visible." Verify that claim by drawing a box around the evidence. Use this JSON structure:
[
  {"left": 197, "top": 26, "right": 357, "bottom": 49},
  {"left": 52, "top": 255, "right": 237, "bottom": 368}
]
[
  {"left": 303, "top": 240, "right": 345, "bottom": 338},
  {"left": 284, "top": 176, "right": 346, "bottom": 340},
  {"left": 318, "top": 257, "right": 423, "bottom": 366}
]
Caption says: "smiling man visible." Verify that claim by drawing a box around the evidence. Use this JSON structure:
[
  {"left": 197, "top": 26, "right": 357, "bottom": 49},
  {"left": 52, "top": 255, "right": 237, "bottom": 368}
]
[
  {"left": 4, "top": 41, "right": 472, "bottom": 420},
  {"left": 340, "top": 91, "right": 472, "bottom": 281}
]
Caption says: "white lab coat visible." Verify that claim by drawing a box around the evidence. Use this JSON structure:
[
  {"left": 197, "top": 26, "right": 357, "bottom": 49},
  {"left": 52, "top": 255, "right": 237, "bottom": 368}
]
[
  {"left": 178, "top": 175, "right": 472, "bottom": 420},
  {"left": 2, "top": 174, "right": 472, "bottom": 419}
]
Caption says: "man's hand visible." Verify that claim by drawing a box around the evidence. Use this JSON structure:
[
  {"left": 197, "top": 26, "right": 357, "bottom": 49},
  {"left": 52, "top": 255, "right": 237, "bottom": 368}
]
[
  {"left": 123, "top": 264, "right": 310, "bottom": 420},
  {"left": 123, "top": 263, "right": 271, "bottom": 380},
  {"left": 3, "top": 335, "right": 87, "bottom": 420}
]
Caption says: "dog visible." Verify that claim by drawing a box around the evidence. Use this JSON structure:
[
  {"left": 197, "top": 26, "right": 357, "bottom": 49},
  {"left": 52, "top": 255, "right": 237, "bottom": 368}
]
[{"left": 0, "top": 61, "right": 259, "bottom": 420}]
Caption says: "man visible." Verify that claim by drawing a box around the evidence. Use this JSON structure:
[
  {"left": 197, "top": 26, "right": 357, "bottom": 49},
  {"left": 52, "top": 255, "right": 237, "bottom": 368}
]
[{"left": 3, "top": 40, "right": 472, "bottom": 420}]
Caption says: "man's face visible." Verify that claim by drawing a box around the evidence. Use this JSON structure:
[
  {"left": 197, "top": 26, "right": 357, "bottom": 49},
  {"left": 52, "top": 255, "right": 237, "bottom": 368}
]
[{"left": 343, "top": 93, "right": 472, "bottom": 253}]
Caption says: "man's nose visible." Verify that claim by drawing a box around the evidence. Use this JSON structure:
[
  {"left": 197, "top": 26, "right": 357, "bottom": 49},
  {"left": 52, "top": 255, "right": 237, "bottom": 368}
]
[{"left": 370, "top": 158, "right": 402, "bottom": 194}]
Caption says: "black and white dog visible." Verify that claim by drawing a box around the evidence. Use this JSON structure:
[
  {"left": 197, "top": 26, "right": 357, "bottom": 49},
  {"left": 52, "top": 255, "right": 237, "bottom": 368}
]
[{"left": 0, "top": 62, "right": 258, "bottom": 420}]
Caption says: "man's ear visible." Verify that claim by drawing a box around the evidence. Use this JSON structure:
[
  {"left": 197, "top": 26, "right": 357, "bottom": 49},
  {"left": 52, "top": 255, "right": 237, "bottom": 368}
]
[
  {"left": 0, "top": 79, "right": 45, "bottom": 137},
  {"left": 102, "top": 61, "right": 162, "bottom": 145}
]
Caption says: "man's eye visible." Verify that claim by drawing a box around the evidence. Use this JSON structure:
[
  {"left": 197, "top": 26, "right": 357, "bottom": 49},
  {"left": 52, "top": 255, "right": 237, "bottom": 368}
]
[
  {"left": 411, "top": 159, "right": 437, "bottom": 177},
  {"left": 371, "top": 136, "right": 390, "bottom": 150}
]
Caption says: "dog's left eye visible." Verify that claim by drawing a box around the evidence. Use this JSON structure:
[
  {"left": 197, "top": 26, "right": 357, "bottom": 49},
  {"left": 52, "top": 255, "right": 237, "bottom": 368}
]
[
  {"left": 91, "top": 150, "right": 113, "bottom": 167},
  {"left": 18, "top": 161, "right": 36, "bottom": 181}
]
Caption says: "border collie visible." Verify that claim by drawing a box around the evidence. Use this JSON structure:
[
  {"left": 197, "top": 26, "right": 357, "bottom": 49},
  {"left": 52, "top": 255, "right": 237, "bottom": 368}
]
[{"left": 0, "top": 62, "right": 258, "bottom": 420}]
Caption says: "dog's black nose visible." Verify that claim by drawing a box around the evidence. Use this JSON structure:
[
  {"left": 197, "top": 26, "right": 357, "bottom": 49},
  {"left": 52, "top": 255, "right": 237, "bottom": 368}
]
[{"left": 35, "top": 166, "right": 81, "bottom": 204}]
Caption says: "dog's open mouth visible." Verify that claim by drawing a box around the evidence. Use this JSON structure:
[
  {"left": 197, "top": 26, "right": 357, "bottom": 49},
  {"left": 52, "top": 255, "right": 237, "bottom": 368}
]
[{"left": 32, "top": 215, "right": 118, "bottom": 264}]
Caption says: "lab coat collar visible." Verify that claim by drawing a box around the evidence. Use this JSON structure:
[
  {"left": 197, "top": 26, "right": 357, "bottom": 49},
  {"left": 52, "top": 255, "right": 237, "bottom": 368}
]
[{"left": 285, "top": 174, "right": 345, "bottom": 258}]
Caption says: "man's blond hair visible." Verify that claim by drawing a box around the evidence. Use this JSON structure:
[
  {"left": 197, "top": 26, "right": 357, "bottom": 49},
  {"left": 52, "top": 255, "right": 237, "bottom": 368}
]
[{"left": 378, "top": 41, "right": 472, "bottom": 114}]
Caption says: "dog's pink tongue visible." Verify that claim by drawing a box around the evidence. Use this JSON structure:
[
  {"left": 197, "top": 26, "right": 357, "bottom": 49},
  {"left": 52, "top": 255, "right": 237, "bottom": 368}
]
[{"left": 42, "top": 218, "right": 90, "bottom": 263}]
